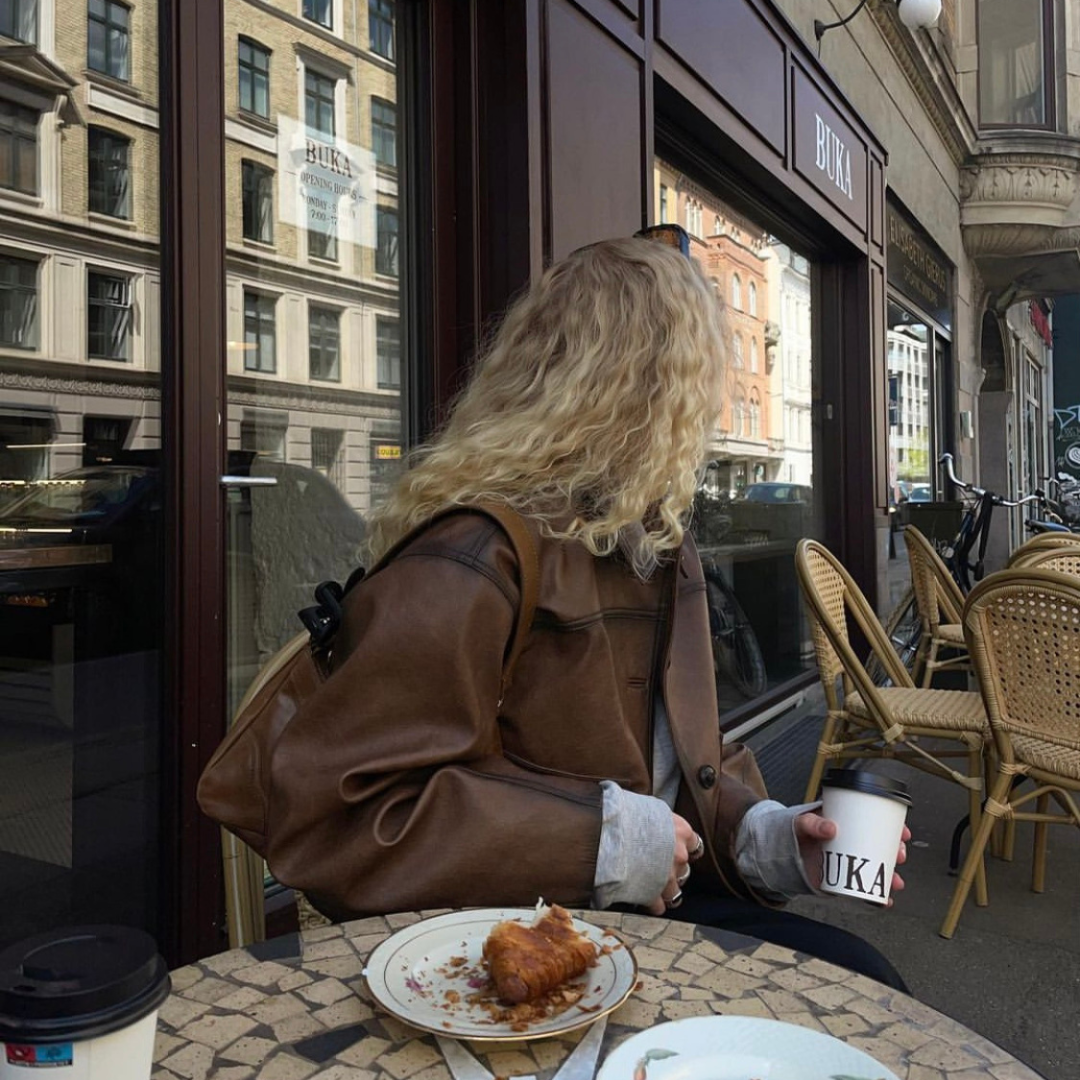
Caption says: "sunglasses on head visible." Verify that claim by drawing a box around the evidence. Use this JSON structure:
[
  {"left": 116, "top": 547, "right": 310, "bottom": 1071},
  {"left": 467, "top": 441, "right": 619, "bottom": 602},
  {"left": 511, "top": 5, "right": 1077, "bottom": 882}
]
[{"left": 633, "top": 223, "right": 691, "bottom": 258}]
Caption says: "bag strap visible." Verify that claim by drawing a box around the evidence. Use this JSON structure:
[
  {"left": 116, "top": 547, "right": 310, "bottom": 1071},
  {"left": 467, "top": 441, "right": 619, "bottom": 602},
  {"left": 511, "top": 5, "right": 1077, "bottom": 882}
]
[{"left": 369, "top": 502, "right": 540, "bottom": 701}]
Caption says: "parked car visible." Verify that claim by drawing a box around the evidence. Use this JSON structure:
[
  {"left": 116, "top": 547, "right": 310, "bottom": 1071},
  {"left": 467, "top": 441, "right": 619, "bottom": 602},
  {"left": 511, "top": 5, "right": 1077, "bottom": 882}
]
[{"left": 741, "top": 482, "right": 812, "bottom": 504}]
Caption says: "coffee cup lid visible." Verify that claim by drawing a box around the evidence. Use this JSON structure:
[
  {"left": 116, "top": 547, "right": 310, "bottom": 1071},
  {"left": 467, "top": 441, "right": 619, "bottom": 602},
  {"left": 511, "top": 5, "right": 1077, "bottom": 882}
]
[
  {"left": 822, "top": 768, "right": 912, "bottom": 806},
  {"left": 0, "top": 925, "right": 171, "bottom": 1044}
]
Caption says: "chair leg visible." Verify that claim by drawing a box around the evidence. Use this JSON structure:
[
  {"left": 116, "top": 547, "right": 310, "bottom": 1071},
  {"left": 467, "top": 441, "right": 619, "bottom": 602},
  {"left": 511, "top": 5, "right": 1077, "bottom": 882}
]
[
  {"left": 803, "top": 713, "right": 840, "bottom": 803},
  {"left": 1032, "top": 792, "right": 1049, "bottom": 894},
  {"left": 1002, "top": 817, "right": 1016, "bottom": 862},
  {"left": 969, "top": 744, "right": 988, "bottom": 908},
  {"left": 920, "top": 639, "right": 940, "bottom": 688},
  {"left": 940, "top": 773, "right": 1010, "bottom": 939}
]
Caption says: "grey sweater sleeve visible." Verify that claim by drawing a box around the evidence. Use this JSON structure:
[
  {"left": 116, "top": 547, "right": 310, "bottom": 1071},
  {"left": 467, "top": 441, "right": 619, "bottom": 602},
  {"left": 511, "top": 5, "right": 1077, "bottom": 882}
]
[{"left": 735, "top": 799, "right": 828, "bottom": 901}]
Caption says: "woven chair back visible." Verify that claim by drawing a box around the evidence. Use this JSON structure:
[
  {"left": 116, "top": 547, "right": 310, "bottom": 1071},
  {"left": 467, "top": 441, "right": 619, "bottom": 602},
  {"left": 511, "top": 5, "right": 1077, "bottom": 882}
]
[
  {"left": 1012, "top": 548, "right": 1080, "bottom": 578},
  {"left": 964, "top": 569, "right": 1080, "bottom": 757},
  {"left": 795, "top": 540, "right": 913, "bottom": 712},
  {"left": 904, "top": 525, "right": 964, "bottom": 630},
  {"left": 1006, "top": 533, "right": 1080, "bottom": 568}
]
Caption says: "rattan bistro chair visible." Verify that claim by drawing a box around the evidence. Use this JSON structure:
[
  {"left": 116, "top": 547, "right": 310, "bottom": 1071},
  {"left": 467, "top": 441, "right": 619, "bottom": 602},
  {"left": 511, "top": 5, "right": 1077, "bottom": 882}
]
[
  {"left": 1010, "top": 547, "right": 1080, "bottom": 577},
  {"left": 795, "top": 539, "right": 990, "bottom": 904},
  {"left": 940, "top": 569, "right": 1080, "bottom": 938},
  {"left": 903, "top": 525, "right": 970, "bottom": 687},
  {"left": 1006, "top": 533, "right": 1080, "bottom": 568}
]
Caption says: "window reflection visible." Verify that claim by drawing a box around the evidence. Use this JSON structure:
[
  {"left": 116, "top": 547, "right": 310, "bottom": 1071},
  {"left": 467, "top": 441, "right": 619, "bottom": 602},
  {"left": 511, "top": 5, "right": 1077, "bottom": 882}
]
[
  {"left": 0, "top": 0, "right": 164, "bottom": 949},
  {"left": 656, "top": 158, "right": 819, "bottom": 715}
]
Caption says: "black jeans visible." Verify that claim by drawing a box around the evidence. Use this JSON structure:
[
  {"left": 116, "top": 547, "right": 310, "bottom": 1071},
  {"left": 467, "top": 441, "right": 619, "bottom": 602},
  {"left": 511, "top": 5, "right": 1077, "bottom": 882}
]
[{"left": 666, "top": 886, "right": 910, "bottom": 994}]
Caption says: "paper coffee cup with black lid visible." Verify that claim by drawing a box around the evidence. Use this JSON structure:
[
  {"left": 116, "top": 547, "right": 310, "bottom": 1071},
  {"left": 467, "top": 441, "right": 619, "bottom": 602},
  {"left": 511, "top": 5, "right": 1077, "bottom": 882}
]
[
  {"left": 819, "top": 769, "right": 911, "bottom": 905},
  {"left": 0, "top": 925, "right": 170, "bottom": 1079}
]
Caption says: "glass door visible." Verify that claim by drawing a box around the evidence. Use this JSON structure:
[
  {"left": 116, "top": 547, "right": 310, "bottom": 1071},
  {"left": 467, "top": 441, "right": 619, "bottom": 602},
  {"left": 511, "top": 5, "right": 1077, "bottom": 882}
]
[
  {"left": 221, "top": 0, "right": 409, "bottom": 938},
  {"left": 653, "top": 157, "right": 823, "bottom": 721},
  {"left": 0, "top": 0, "right": 166, "bottom": 948}
]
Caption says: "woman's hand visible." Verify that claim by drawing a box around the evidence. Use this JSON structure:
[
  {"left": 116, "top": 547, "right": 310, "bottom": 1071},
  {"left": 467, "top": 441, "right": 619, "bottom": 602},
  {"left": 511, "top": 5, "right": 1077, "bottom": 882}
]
[
  {"left": 644, "top": 813, "right": 705, "bottom": 916},
  {"left": 796, "top": 812, "right": 911, "bottom": 906}
]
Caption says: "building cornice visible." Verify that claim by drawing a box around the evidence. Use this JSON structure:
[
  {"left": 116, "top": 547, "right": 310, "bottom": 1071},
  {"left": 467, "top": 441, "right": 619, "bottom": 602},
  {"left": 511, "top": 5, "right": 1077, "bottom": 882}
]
[{"left": 868, "top": 2, "right": 976, "bottom": 167}]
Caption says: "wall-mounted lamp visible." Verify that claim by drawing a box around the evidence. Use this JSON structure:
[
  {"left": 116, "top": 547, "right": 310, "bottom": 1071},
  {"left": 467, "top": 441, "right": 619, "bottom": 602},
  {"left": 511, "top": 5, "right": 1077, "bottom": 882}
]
[{"left": 814, "top": 0, "right": 942, "bottom": 43}]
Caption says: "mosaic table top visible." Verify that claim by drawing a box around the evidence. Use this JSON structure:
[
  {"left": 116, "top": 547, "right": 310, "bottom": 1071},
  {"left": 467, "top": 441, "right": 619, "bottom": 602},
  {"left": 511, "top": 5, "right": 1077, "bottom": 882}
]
[{"left": 153, "top": 910, "right": 1042, "bottom": 1080}]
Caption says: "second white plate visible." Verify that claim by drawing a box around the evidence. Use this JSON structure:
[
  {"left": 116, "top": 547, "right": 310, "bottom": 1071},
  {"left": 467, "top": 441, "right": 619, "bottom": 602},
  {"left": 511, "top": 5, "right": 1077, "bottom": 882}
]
[{"left": 597, "top": 1016, "right": 899, "bottom": 1080}]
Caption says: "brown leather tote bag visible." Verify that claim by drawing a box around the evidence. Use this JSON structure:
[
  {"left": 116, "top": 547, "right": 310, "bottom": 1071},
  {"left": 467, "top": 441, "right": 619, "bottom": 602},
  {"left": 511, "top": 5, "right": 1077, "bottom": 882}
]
[{"left": 196, "top": 504, "right": 540, "bottom": 857}]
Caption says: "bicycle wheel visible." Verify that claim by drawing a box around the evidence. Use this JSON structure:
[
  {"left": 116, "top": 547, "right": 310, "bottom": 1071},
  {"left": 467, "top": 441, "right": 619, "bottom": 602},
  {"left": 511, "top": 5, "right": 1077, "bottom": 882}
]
[
  {"left": 865, "top": 587, "right": 921, "bottom": 686},
  {"left": 705, "top": 576, "right": 767, "bottom": 699}
]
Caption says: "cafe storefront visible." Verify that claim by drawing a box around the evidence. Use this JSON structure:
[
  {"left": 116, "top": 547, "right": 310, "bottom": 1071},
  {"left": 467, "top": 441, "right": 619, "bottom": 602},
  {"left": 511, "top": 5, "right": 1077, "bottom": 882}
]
[{"left": 0, "top": 0, "right": 895, "bottom": 965}]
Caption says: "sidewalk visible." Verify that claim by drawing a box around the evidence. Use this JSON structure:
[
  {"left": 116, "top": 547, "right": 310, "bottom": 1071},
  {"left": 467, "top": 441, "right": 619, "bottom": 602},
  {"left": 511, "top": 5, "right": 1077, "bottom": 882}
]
[{"left": 747, "top": 704, "right": 1079, "bottom": 1080}]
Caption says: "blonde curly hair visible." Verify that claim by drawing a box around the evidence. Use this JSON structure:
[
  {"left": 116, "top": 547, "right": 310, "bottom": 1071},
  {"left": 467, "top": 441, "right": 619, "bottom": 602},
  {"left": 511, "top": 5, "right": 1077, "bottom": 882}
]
[{"left": 366, "top": 237, "right": 727, "bottom": 574}]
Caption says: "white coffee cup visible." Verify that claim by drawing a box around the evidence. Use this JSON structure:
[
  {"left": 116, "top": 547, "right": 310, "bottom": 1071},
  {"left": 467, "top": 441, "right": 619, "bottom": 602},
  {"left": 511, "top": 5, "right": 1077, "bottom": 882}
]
[
  {"left": 0, "top": 926, "right": 170, "bottom": 1080},
  {"left": 819, "top": 768, "right": 911, "bottom": 906}
]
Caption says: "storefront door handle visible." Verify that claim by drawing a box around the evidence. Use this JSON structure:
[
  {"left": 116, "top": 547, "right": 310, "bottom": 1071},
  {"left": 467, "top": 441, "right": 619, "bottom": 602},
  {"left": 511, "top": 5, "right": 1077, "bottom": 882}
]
[{"left": 220, "top": 475, "right": 278, "bottom": 487}]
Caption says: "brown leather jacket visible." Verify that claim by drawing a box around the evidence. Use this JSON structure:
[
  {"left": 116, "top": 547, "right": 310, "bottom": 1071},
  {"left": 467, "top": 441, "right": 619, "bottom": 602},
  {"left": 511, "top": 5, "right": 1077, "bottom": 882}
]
[{"left": 265, "top": 509, "right": 767, "bottom": 919}]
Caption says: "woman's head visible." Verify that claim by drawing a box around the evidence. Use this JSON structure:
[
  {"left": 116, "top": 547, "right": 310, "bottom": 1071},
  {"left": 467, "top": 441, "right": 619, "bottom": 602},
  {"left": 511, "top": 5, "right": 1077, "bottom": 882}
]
[{"left": 368, "top": 236, "right": 727, "bottom": 566}]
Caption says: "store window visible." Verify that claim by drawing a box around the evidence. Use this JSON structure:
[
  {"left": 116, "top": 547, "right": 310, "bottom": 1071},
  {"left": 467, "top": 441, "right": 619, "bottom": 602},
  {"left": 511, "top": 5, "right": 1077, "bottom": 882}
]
[
  {"left": 0, "top": 99, "right": 37, "bottom": 194},
  {"left": 369, "top": 0, "right": 393, "bottom": 60},
  {"left": 308, "top": 304, "right": 340, "bottom": 381},
  {"left": 243, "top": 290, "right": 276, "bottom": 373},
  {"left": 241, "top": 161, "right": 273, "bottom": 244},
  {"left": 371, "top": 96, "right": 396, "bottom": 169},
  {"left": 0, "top": 254, "right": 37, "bottom": 348},
  {"left": 304, "top": 69, "right": 336, "bottom": 137},
  {"left": 87, "top": 271, "right": 132, "bottom": 361},
  {"left": 222, "top": 0, "right": 409, "bottom": 935},
  {"left": 238, "top": 38, "right": 270, "bottom": 119},
  {"left": 303, "top": 0, "right": 332, "bottom": 30},
  {"left": 87, "top": 0, "right": 130, "bottom": 82},
  {"left": 0, "top": 0, "right": 36, "bottom": 44},
  {"left": 660, "top": 156, "right": 822, "bottom": 716},
  {"left": 88, "top": 128, "right": 131, "bottom": 219},
  {"left": 0, "top": 0, "right": 164, "bottom": 954},
  {"left": 978, "top": 0, "right": 1053, "bottom": 128}
]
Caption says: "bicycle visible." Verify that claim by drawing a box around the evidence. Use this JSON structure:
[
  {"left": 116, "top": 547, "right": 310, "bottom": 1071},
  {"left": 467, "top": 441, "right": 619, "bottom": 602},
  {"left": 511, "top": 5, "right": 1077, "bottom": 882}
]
[
  {"left": 701, "top": 557, "right": 768, "bottom": 700},
  {"left": 870, "top": 453, "right": 1040, "bottom": 685}
]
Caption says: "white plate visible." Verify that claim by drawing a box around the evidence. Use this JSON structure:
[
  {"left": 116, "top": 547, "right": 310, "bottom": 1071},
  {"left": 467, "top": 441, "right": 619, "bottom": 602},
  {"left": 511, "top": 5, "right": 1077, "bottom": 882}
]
[
  {"left": 362, "top": 908, "right": 637, "bottom": 1040},
  {"left": 596, "top": 1016, "right": 900, "bottom": 1080}
]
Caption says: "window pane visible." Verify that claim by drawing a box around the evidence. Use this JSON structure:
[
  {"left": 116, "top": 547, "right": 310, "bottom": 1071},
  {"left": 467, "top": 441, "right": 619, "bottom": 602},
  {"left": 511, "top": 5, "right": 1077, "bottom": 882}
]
[
  {"left": 0, "top": 99, "right": 37, "bottom": 194},
  {"left": 979, "top": 0, "right": 1048, "bottom": 126},
  {"left": 0, "top": 0, "right": 164, "bottom": 952},
  {"left": 222, "top": 2, "right": 408, "bottom": 914},
  {"left": 369, "top": 0, "right": 394, "bottom": 60},
  {"left": 657, "top": 156, "right": 822, "bottom": 717}
]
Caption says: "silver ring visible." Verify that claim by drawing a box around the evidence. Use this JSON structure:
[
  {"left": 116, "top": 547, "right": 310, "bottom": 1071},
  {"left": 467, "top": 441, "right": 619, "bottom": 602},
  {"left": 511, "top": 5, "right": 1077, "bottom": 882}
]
[
  {"left": 689, "top": 834, "right": 705, "bottom": 861},
  {"left": 664, "top": 889, "right": 684, "bottom": 910},
  {"left": 677, "top": 867, "right": 691, "bottom": 886}
]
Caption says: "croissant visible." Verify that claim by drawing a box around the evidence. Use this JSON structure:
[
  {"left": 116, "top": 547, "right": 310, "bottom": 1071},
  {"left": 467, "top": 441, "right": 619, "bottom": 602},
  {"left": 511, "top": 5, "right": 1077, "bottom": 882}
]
[{"left": 483, "top": 904, "right": 598, "bottom": 1004}]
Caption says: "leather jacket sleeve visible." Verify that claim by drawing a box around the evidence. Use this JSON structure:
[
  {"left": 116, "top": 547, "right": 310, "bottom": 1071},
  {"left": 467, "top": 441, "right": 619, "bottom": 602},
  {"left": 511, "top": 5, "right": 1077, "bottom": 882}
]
[{"left": 264, "top": 520, "right": 604, "bottom": 920}]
